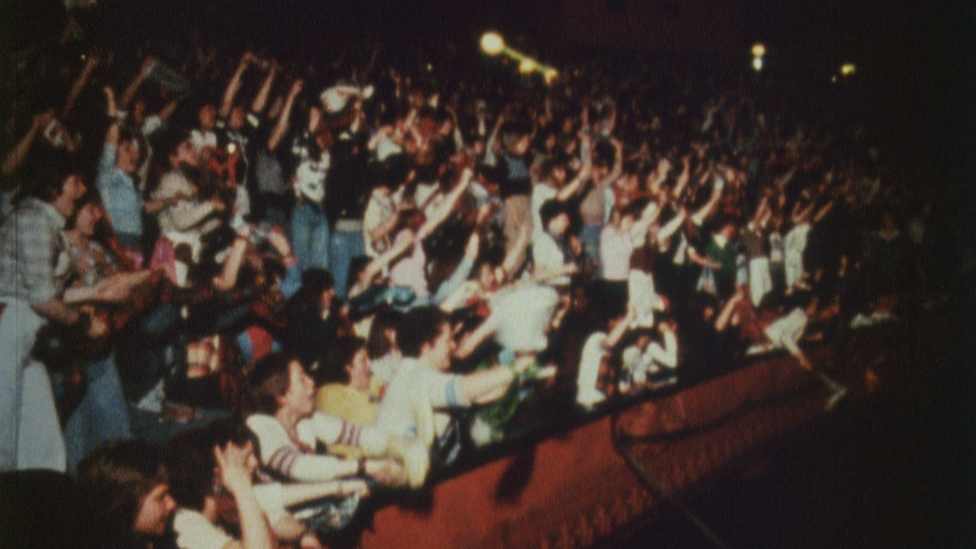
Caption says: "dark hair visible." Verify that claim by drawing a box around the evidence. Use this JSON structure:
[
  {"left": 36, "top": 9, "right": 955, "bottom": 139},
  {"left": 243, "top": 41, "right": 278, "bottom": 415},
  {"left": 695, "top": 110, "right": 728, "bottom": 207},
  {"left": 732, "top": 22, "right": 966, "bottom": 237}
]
[
  {"left": 347, "top": 255, "right": 371, "bottom": 288},
  {"left": 539, "top": 158, "right": 564, "bottom": 181},
  {"left": 539, "top": 199, "right": 567, "bottom": 228},
  {"left": 77, "top": 440, "right": 170, "bottom": 549},
  {"left": 156, "top": 128, "right": 192, "bottom": 161},
  {"left": 317, "top": 335, "right": 367, "bottom": 385},
  {"left": 167, "top": 417, "right": 256, "bottom": 511},
  {"left": 64, "top": 191, "right": 103, "bottom": 231},
  {"left": 21, "top": 157, "right": 76, "bottom": 203},
  {"left": 619, "top": 200, "right": 646, "bottom": 221},
  {"left": 366, "top": 307, "right": 403, "bottom": 359},
  {"left": 398, "top": 306, "right": 447, "bottom": 358},
  {"left": 286, "top": 268, "right": 335, "bottom": 320},
  {"left": 247, "top": 351, "right": 298, "bottom": 415},
  {"left": 301, "top": 268, "right": 334, "bottom": 292}
]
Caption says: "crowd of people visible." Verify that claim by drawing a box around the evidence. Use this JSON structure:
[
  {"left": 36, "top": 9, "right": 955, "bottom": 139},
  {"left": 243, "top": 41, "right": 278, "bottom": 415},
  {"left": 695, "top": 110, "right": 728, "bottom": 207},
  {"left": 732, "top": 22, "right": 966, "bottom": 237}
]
[{"left": 0, "top": 4, "right": 945, "bottom": 548}]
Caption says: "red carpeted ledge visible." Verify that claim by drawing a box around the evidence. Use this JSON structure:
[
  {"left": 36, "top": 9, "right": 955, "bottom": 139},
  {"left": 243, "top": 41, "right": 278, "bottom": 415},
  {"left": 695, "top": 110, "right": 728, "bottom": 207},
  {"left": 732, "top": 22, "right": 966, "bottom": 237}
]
[{"left": 361, "top": 347, "right": 835, "bottom": 549}]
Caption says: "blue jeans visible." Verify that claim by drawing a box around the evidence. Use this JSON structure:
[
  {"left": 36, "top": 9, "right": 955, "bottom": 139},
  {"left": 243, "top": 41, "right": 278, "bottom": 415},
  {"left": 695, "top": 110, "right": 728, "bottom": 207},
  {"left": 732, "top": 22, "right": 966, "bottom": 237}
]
[
  {"left": 328, "top": 229, "right": 366, "bottom": 300},
  {"left": 291, "top": 202, "right": 330, "bottom": 273},
  {"left": 63, "top": 354, "right": 132, "bottom": 475},
  {"left": 580, "top": 223, "right": 603, "bottom": 278}
]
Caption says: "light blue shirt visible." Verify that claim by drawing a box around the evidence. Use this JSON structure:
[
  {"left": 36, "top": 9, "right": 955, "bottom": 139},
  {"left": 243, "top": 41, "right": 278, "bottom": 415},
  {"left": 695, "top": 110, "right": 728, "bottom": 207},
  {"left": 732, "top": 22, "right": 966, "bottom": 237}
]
[{"left": 97, "top": 143, "right": 143, "bottom": 238}]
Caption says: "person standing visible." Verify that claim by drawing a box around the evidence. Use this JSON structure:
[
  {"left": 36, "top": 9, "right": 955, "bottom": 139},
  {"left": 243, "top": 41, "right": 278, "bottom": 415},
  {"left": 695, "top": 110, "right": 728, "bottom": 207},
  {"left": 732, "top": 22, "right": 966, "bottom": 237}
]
[{"left": 0, "top": 162, "right": 97, "bottom": 471}]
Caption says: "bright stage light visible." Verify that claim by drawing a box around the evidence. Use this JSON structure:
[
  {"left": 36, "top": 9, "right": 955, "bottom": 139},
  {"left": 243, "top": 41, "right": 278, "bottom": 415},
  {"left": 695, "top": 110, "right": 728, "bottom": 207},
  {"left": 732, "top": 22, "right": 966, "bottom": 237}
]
[
  {"left": 519, "top": 58, "right": 537, "bottom": 74},
  {"left": 841, "top": 63, "right": 856, "bottom": 76},
  {"left": 751, "top": 43, "right": 766, "bottom": 58},
  {"left": 480, "top": 32, "right": 505, "bottom": 56},
  {"left": 752, "top": 57, "right": 763, "bottom": 72}
]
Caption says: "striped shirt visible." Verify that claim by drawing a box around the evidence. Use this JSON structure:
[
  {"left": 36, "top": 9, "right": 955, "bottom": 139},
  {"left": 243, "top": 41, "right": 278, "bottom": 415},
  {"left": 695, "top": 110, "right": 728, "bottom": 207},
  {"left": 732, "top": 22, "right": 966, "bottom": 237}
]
[{"left": 0, "top": 198, "right": 72, "bottom": 305}]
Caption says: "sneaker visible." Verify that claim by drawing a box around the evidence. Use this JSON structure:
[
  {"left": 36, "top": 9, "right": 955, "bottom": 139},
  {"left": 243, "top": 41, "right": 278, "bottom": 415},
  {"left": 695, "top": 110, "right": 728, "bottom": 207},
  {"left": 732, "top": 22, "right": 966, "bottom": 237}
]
[{"left": 825, "top": 384, "right": 848, "bottom": 411}]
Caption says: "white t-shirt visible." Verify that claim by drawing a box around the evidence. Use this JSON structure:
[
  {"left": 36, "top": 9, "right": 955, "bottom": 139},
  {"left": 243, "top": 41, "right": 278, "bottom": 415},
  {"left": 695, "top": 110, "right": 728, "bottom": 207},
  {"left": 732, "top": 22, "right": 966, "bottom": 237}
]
[
  {"left": 374, "top": 358, "right": 467, "bottom": 445},
  {"left": 189, "top": 129, "right": 218, "bottom": 154},
  {"left": 764, "top": 307, "right": 808, "bottom": 352},
  {"left": 577, "top": 332, "right": 608, "bottom": 407},
  {"left": 532, "top": 230, "right": 570, "bottom": 286},
  {"left": 246, "top": 412, "right": 388, "bottom": 481}
]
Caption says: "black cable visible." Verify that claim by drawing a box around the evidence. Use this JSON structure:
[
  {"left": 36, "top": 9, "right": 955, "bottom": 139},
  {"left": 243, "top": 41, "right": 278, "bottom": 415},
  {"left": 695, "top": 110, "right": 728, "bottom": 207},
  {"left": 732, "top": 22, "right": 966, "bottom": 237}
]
[{"left": 610, "top": 410, "right": 734, "bottom": 549}]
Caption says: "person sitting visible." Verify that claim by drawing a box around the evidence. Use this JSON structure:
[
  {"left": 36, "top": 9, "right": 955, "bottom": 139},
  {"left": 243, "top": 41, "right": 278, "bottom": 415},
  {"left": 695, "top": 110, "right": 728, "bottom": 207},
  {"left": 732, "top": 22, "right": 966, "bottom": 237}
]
[
  {"left": 374, "top": 307, "right": 535, "bottom": 449},
  {"left": 167, "top": 417, "right": 368, "bottom": 549},
  {"left": 244, "top": 352, "right": 426, "bottom": 487},
  {"left": 167, "top": 418, "right": 276, "bottom": 549},
  {"left": 313, "top": 336, "right": 381, "bottom": 458},
  {"left": 314, "top": 336, "right": 380, "bottom": 426},
  {"left": 76, "top": 440, "right": 176, "bottom": 549}
]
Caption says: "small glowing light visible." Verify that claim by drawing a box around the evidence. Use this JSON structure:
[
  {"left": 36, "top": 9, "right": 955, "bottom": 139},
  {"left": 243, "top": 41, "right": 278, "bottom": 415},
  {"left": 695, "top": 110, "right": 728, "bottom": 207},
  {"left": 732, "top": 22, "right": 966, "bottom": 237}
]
[
  {"left": 751, "top": 43, "right": 766, "bottom": 58},
  {"left": 480, "top": 32, "right": 505, "bottom": 56},
  {"left": 519, "top": 58, "right": 537, "bottom": 74},
  {"left": 426, "top": 63, "right": 433, "bottom": 72},
  {"left": 752, "top": 57, "right": 763, "bottom": 72},
  {"left": 840, "top": 63, "right": 856, "bottom": 76},
  {"left": 831, "top": 76, "right": 838, "bottom": 83},
  {"left": 543, "top": 68, "right": 558, "bottom": 84}
]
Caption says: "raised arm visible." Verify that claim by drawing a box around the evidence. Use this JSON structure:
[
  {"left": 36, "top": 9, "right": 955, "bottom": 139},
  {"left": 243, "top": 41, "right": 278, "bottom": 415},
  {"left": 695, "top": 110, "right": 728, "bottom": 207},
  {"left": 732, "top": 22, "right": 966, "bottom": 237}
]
[
  {"left": 597, "top": 138, "right": 624, "bottom": 188},
  {"left": 483, "top": 111, "right": 505, "bottom": 166},
  {"left": 119, "top": 56, "right": 154, "bottom": 109},
  {"left": 2, "top": 111, "right": 52, "bottom": 177},
  {"left": 63, "top": 54, "right": 98, "bottom": 120},
  {"left": 555, "top": 133, "right": 593, "bottom": 201},
  {"left": 416, "top": 168, "right": 473, "bottom": 241},
  {"left": 267, "top": 79, "right": 303, "bottom": 151},
  {"left": 656, "top": 207, "right": 687, "bottom": 243},
  {"left": 690, "top": 174, "right": 724, "bottom": 226},
  {"left": 453, "top": 315, "right": 498, "bottom": 360},
  {"left": 360, "top": 229, "right": 414, "bottom": 285},
  {"left": 214, "top": 443, "right": 274, "bottom": 549},
  {"left": 671, "top": 155, "right": 692, "bottom": 200},
  {"left": 602, "top": 306, "right": 637, "bottom": 349},
  {"left": 250, "top": 60, "right": 278, "bottom": 115},
  {"left": 813, "top": 198, "right": 835, "bottom": 224},
  {"left": 631, "top": 198, "right": 663, "bottom": 238},
  {"left": 220, "top": 53, "right": 252, "bottom": 119}
]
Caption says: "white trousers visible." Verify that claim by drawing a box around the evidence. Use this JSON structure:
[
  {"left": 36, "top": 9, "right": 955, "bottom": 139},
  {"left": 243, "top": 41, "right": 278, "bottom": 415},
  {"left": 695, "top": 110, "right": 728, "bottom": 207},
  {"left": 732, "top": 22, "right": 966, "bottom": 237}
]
[
  {"left": 0, "top": 298, "right": 67, "bottom": 472},
  {"left": 749, "top": 257, "right": 773, "bottom": 307}
]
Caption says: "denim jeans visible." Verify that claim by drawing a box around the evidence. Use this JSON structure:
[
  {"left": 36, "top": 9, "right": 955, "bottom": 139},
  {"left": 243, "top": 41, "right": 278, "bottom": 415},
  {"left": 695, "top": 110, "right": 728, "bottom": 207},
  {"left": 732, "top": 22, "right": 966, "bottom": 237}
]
[
  {"left": 329, "top": 229, "right": 366, "bottom": 300},
  {"left": 579, "top": 223, "right": 602, "bottom": 276},
  {"left": 291, "top": 201, "right": 330, "bottom": 273},
  {"left": 0, "top": 298, "right": 65, "bottom": 472},
  {"left": 63, "top": 353, "right": 133, "bottom": 475}
]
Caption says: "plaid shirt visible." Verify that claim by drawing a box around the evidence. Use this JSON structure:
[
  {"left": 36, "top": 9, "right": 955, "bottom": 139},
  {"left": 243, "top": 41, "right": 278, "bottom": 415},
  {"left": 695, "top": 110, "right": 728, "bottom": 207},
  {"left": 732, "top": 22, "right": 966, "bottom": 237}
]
[{"left": 0, "top": 198, "right": 73, "bottom": 305}]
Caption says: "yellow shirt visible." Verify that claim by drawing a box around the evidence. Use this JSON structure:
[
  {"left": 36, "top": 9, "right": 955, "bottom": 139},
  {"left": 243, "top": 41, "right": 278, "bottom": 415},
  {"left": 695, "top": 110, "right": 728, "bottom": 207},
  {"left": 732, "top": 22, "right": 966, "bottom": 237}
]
[{"left": 315, "top": 383, "right": 380, "bottom": 459}]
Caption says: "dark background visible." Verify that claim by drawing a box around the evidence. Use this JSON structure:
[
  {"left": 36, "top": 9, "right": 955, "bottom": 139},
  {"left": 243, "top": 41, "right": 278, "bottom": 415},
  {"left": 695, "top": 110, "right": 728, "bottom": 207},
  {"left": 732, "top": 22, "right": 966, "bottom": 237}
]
[{"left": 2, "top": 0, "right": 974, "bottom": 546}]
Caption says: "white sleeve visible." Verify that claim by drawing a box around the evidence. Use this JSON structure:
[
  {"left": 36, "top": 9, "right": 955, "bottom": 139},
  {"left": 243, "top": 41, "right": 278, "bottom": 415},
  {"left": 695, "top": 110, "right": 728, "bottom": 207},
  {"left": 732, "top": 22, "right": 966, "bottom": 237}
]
[
  {"left": 173, "top": 509, "right": 234, "bottom": 549},
  {"left": 303, "top": 412, "right": 390, "bottom": 457},
  {"left": 421, "top": 368, "right": 469, "bottom": 409},
  {"left": 253, "top": 482, "right": 288, "bottom": 523},
  {"left": 645, "top": 331, "right": 678, "bottom": 369},
  {"left": 248, "top": 414, "right": 345, "bottom": 482},
  {"left": 764, "top": 309, "right": 807, "bottom": 355}
]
